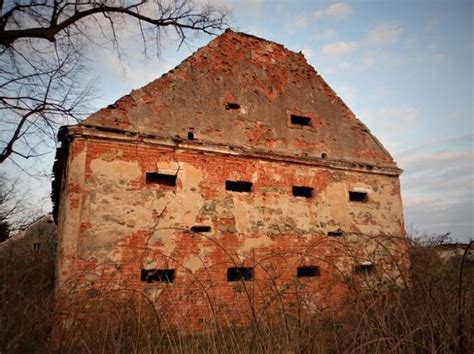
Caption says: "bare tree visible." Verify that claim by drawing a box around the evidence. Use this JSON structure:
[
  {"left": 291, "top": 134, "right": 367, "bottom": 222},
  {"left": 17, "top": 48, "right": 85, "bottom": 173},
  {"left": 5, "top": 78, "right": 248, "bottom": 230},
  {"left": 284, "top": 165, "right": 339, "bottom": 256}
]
[
  {"left": 0, "top": 174, "right": 23, "bottom": 240},
  {"left": 0, "top": 0, "right": 231, "bottom": 164}
]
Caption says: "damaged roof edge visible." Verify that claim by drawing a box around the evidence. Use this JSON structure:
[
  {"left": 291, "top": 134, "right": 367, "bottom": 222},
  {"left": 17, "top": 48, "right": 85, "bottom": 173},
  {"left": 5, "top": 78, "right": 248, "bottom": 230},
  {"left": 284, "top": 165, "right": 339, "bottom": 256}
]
[{"left": 51, "top": 125, "right": 70, "bottom": 224}]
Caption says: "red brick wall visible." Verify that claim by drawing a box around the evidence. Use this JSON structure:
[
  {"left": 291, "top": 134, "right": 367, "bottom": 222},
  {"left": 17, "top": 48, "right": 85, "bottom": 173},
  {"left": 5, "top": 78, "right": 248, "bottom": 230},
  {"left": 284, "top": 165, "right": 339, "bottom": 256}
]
[{"left": 56, "top": 137, "right": 407, "bottom": 332}]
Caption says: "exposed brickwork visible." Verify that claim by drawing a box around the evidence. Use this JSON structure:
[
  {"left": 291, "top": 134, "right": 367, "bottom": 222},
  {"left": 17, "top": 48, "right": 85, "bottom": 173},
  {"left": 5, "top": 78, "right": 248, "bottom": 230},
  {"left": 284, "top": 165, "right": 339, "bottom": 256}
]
[
  {"left": 82, "top": 30, "right": 394, "bottom": 167},
  {"left": 53, "top": 30, "right": 407, "bottom": 332}
]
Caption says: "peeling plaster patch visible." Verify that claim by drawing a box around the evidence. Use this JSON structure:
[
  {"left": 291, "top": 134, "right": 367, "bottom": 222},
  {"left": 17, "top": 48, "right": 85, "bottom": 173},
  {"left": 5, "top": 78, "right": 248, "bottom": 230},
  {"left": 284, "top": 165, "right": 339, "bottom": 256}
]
[
  {"left": 233, "top": 199, "right": 251, "bottom": 233},
  {"left": 351, "top": 185, "right": 372, "bottom": 194},
  {"left": 69, "top": 147, "right": 87, "bottom": 183},
  {"left": 241, "top": 235, "right": 274, "bottom": 253},
  {"left": 157, "top": 161, "right": 180, "bottom": 175},
  {"left": 100, "top": 149, "right": 123, "bottom": 161},
  {"left": 91, "top": 159, "right": 141, "bottom": 182},
  {"left": 185, "top": 254, "right": 205, "bottom": 272}
]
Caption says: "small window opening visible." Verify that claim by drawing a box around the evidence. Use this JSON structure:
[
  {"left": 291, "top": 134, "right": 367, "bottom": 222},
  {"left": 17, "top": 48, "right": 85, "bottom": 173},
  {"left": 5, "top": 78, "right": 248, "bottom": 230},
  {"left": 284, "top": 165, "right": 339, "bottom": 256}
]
[
  {"left": 292, "top": 186, "right": 313, "bottom": 198},
  {"left": 33, "top": 242, "right": 40, "bottom": 251},
  {"left": 146, "top": 172, "right": 177, "bottom": 187},
  {"left": 321, "top": 153, "right": 327, "bottom": 159},
  {"left": 187, "top": 131, "right": 194, "bottom": 140},
  {"left": 225, "top": 102, "right": 240, "bottom": 110},
  {"left": 226, "top": 180, "right": 252, "bottom": 193},
  {"left": 297, "top": 266, "right": 320, "bottom": 277},
  {"left": 141, "top": 269, "right": 175, "bottom": 283},
  {"left": 290, "top": 114, "right": 312, "bottom": 126},
  {"left": 353, "top": 263, "right": 375, "bottom": 274},
  {"left": 349, "top": 191, "right": 368, "bottom": 202},
  {"left": 328, "top": 230, "right": 344, "bottom": 237},
  {"left": 227, "top": 267, "right": 254, "bottom": 281},
  {"left": 190, "top": 225, "right": 211, "bottom": 233}
]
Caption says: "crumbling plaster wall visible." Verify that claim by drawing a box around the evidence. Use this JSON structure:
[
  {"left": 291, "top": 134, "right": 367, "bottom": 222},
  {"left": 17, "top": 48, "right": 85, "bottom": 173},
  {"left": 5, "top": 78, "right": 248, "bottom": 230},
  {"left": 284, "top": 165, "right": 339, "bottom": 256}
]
[{"left": 56, "top": 135, "right": 406, "bottom": 330}]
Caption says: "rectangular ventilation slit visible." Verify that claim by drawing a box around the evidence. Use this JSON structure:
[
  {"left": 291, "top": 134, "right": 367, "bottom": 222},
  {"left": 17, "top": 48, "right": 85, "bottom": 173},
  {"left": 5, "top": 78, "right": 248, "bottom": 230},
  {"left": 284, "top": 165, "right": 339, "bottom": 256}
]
[
  {"left": 297, "top": 266, "right": 320, "bottom": 278},
  {"left": 140, "top": 269, "right": 175, "bottom": 283},
  {"left": 290, "top": 114, "right": 312, "bottom": 126},
  {"left": 328, "top": 230, "right": 344, "bottom": 237},
  {"left": 190, "top": 225, "right": 211, "bottom": 233},
  {"left": 227, "top": 267, "right": 254, "bottom": 281},
  {"left": 225, "top": 180, "right": 252, "bottom": 193},
  {"left": 225, "top": 102, "right": 240, "bottom": 110},
  {"left": 145, "top": 172, "right": 177, "bottom": 186},
  {"left": 349, "top": 191, "right": 368, "bottom": 202},
  {"left": 353, "top": 263, "right": 375, "bottom": 274},
  {"left": 292, "top": 186, "right": 313, "bottom": 198}
]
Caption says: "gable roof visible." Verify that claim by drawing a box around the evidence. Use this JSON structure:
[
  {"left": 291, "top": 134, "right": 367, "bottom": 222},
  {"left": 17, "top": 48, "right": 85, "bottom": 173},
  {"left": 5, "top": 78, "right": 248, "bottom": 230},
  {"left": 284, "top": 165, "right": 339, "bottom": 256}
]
[{"left": 80, "top": 29, "right": 397, "bottom": 168}]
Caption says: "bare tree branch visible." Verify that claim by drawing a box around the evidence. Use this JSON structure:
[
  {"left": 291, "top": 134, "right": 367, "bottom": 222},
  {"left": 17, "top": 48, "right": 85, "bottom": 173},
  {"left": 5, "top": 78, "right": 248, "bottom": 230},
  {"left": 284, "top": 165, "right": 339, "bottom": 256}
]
[{"left": 0, "top": 0, "right": 231, "bottom": 164}]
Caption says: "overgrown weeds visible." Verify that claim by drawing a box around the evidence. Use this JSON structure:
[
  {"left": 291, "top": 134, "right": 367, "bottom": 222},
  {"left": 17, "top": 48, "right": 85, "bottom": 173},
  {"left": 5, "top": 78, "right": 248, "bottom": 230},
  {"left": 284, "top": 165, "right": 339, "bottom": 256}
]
[{"left": 1, "top": 236, "right": 472, "bottom": 353}]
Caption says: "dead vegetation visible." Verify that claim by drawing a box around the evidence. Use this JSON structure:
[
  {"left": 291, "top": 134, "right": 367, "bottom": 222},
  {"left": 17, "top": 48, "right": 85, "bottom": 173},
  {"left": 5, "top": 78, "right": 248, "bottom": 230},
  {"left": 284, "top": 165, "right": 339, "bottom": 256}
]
[{"left": 0, "top": 236, "right": 472, "bottom": 353}]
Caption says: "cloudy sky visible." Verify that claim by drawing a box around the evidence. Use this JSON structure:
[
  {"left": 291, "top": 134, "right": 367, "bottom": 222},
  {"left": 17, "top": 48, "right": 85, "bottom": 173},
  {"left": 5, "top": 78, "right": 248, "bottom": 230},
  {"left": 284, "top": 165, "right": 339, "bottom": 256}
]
[{"left": 3, "top": 0, "right": 473, "bottom": 241}]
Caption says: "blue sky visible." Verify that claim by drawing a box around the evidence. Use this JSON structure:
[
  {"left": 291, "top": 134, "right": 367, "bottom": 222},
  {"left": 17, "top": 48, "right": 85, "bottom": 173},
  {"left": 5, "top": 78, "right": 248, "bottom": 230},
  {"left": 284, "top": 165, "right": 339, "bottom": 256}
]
[{"left": 3, "top": 0, "right": 473, "bottom": 241}]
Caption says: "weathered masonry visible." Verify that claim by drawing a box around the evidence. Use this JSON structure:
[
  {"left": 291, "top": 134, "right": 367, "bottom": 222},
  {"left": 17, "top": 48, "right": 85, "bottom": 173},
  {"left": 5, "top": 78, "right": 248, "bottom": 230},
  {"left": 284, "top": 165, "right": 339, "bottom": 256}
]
[{"left": 52, "top": 30, "right": 407, "bottom": 331}]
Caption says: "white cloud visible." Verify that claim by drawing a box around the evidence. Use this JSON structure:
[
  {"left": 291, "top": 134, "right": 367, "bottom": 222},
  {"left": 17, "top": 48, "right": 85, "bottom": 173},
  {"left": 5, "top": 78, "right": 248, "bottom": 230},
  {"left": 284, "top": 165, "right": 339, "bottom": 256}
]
[
  {"left": 403, "top": 195, "right": 444, "bottom": 209},
  {"left": 229, "top": 0, "right": 264, "bottom": 16},
  {"left": 314, "top": 2, "right": 352, "bottom": 19},
  {"left": 378, "top": 106, "right": 418, "bottom": 125},
  {"left": 315, "top": 28, "right": 338, "bottom": 41},
  {"left": 320, "top": 41, "right": 356, "bottom": 57},
  {"left": 284, "top": 13, "right": 309, "bottom": 33},
  {"left": 401, "top": 150, "right": 469, "bottom": 166},
  {"left": 398, "top": 135, "right": 474, "bottom": 241},
  {"left": 358, "top": 105, "right": 421, "bottom": 154},
  {"left": 363, "top": 106, "right": 419, "bottom": 134},
  {"left": 432, "top": 52, "right": 446, "bottom": 63},
  {"left": 425, "top": 16, "right": 440, "bottom": 32},
  {"left": 367, "top": 23, "right": 403, "bottom": 45},
  {"left": 242, "top": 0, "right": 263, "bottom": 8},
  {"left": 448, "top": 111, "right": 464, "bottom": 121},
  {"left": 319, "top": 48, "right": 411, "bottom": 75},
  {"left": 294, "top": 14, "right": 309, "bottom": 28}
]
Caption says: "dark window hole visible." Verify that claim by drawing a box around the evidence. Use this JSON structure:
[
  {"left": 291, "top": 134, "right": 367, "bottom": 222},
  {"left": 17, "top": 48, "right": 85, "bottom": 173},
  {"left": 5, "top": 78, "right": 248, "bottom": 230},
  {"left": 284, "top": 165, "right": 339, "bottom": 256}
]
[
  {"left": 226, "top": 180, "right": 252, "bottom": 193},
  {"left": 349, "top": 191, "right": 368, "bottom": 202},
  {"left": 141, "top": 269, "right": 175, "bottom": 283},
  {"left": 33, "top": 242, "right": 40, "bottom": 251},
  {"left": 225, "top": 102, "right": 240, "bottom": 110},
  {"left": 297, "top": 266, "right": 320, "bottom": 277},
  {"left": 321, "top": 153, "right": 327, "bottom": 159},
  {"left": 328, "top": 230, "right": 344, "bottom": 237},
  {"left": 187, "top": 132, "right": 194, "bottom": 140},
  {"left": 146, "top": 172, "right": 177, "bottom": 187},
  {"left": 190, "top": 225, "right": 211, "bottom": 233},
  {"left": 353, "top": 263, "right": 375, "bottom": 274},
  {"left": 227, "top": 267, "right": 254, "bottom": 281},
  {"left": 292, "top": 186, "right": 313, "bottom": 198},
  {"left": 290, "top": 114, "right": 311, "bottom": 126}
]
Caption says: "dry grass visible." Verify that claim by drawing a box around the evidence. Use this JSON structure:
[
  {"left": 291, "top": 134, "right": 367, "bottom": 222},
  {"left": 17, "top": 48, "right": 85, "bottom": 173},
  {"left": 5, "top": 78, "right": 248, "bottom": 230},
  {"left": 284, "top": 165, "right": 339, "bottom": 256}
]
[{"left": 1, "top": 236, "right": 472, "bottom": 353}]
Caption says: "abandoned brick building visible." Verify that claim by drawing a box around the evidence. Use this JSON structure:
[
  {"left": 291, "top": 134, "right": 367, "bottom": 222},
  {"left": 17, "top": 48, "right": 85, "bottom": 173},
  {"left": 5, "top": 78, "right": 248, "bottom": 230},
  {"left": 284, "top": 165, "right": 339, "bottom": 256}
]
[{"left": 52, "top": 30, "right": 406, "bottom": 331}]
